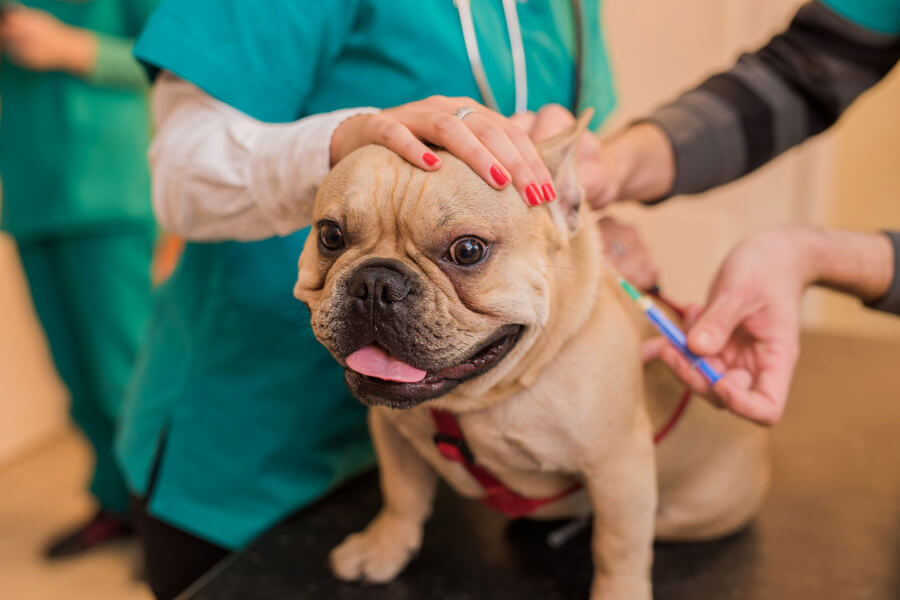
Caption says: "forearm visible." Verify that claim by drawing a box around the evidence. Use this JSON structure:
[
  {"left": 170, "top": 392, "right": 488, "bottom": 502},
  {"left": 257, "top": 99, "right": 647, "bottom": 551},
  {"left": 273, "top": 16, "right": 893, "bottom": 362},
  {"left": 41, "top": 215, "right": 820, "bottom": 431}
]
[
  {"left": 601, "top": 123, "right": 675, "bottom": 203},
  {"left": 808, "top": 229, "right": 899, "bottom": 311},
  {"left": 629, "top": 1, "right": 900, "bottom": 199},
  {"left": 150, "top": 74, "right": 377, "bottom": 241}
]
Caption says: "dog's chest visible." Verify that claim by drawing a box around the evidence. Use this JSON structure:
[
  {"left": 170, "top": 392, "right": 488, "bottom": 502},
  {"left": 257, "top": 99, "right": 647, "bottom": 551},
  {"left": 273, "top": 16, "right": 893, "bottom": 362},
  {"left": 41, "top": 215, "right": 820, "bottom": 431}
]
[{"left": 385, "top": 400, "right": 579, "bottom": 500}]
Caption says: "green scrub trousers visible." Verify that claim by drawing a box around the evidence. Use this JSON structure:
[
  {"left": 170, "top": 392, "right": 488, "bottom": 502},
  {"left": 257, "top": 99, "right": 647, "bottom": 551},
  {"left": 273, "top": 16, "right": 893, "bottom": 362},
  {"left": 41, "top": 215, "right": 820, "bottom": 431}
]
[{"left": 18, "top": 231, "right": 154, "bottom": 515}]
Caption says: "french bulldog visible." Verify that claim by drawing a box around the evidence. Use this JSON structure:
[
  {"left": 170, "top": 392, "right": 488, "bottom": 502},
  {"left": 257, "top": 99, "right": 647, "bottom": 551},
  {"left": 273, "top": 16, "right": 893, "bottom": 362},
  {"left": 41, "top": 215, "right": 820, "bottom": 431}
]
[{"left": 294, "top": 113, "right": 769, "bottom": 599}]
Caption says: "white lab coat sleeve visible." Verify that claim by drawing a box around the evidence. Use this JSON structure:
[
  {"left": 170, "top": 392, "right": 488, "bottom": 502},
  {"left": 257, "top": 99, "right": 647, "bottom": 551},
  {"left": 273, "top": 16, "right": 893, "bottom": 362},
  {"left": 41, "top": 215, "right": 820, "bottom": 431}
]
[{"left": 148, "top": 72, "right": 379, "bottom": 240}]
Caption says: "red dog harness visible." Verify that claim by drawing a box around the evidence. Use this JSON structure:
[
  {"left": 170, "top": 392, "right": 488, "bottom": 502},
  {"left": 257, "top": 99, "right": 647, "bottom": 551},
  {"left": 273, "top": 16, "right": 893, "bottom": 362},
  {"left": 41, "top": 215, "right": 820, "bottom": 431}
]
[{"left": 429, "top": 289, "right": 691, "bottom": 519}]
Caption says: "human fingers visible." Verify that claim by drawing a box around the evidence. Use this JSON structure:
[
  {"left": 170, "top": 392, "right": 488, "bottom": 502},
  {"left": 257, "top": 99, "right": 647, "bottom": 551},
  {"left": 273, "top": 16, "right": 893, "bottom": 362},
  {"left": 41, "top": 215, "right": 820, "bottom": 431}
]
[
  {"left": 715, "top": 346, "right": 797, "bottom": 426},
  {"left": 687, "top": 290, "right": 747, "bottom": 356},
  {"left": 355, "top": 113, "right": 442, "bottom": 171},
  {"left": 508, "top": 111, "right": 537, "bottom": 136},
  {"left": 658, "top": 344, "right": 715, "bottom": 400},
  {"left": 599, "top": 217, "right": 659, "bottom": 290},
  {"left": 641, "top": 336, "right": 667, "bottom": 364},
  {"left": 461, "top": 111, "right": 551, "bottom": 205},
  {"left": 530, "top": 103, "right": 576, "bottom": 142},
  {"left": 498, "top": 116, "right": 555, "bottom": 202}
]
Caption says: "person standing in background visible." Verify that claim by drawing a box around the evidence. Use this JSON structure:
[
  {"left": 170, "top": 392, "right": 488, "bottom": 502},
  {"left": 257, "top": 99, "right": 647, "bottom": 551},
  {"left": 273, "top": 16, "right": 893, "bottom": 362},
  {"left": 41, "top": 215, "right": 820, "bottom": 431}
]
[{"left": 0, "top": 0, "right": 157, "bottom": 558}]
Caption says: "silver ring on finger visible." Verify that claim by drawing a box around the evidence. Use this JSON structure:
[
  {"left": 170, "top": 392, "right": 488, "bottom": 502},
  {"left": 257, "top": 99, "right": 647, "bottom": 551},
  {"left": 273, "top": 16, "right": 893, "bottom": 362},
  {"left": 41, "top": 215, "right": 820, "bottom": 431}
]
[{"left": 454, "top": 106, "right": 477, "bottom": 121}]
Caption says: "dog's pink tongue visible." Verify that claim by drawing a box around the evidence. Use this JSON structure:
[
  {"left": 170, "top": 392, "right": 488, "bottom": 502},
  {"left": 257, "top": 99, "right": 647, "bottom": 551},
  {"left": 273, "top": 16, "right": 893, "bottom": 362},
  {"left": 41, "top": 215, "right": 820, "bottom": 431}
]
[{"left": 346, "top": 345, "right": 427, "bottom": 383}]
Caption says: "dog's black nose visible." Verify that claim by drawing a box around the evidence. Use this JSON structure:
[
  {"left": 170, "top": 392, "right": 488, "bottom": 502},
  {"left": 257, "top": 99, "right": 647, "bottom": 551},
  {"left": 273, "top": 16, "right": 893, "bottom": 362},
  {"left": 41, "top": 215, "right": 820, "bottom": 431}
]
[{"left": 347, "top": 265, "right": 411, "bottom": 309}]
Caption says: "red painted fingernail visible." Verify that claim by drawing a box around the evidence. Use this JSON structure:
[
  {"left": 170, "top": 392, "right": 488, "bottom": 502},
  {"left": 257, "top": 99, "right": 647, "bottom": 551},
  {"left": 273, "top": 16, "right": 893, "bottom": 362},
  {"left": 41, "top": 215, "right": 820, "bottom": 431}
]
[
  {"left": 525, "top": 183, "right": 542, "bottom": 206},
  {"left": 490, "top": 164, "right": 509, "bottom": 186},
  {"left": 423, "top": 152, "right": 440, "bottom": 167},
  {"left": 541, "top": 182, "right": 556, "bottom": 203}
]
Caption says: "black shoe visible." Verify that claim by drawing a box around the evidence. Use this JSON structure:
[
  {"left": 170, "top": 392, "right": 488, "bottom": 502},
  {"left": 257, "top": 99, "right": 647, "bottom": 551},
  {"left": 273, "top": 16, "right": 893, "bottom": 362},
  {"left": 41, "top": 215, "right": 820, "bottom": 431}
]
[{"left": 43, "top": 510, "right": 135, "bottom": 560}]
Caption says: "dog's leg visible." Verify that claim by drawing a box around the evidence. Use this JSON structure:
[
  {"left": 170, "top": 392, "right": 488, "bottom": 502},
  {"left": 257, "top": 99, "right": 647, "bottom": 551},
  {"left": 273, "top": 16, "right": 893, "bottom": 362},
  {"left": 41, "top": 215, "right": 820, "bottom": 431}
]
[
  {"left": 330, "top": 409, "right": 438, "bottom": 583},
  {"left": 584, "top": 425, "right": 657, "bottom": 600}
]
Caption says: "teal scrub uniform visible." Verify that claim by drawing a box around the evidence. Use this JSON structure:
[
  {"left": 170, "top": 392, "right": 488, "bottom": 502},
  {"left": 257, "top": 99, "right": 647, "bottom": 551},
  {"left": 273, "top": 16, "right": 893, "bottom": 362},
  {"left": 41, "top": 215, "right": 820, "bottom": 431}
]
[
  {"left": 0, "top": 0, "right": 157, "bottom": 516},
  {"left": 117, "top": 0, "right": 617, "bottom": 550}
]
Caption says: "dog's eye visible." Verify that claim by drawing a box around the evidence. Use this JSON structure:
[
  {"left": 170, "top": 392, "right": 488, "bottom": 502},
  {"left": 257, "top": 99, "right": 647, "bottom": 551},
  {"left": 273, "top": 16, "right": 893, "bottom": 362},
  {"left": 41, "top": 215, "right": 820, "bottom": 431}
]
[
  {"left": 318, "top": 221, "right": 345, "bottom": 251},
  {"left": 447, "top": 237, "right": 486, "bottom": 266}
]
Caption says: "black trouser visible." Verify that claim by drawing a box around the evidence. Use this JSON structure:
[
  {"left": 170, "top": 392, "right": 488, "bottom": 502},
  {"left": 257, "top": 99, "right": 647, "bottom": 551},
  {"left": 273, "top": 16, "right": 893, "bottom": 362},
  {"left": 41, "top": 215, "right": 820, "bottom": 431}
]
[{"left": 131, "top": 495, "right": 230, "bottom": 600}]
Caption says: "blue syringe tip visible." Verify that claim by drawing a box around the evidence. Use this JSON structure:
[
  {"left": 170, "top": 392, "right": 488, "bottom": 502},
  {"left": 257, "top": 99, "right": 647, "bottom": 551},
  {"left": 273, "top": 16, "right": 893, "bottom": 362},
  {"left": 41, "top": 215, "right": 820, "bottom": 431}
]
[
  {"left": 694, "top": 358, "right": 722, "bottom": 385},
  {"left": 645, "top": 305, "right": 722, "bottom": 385}
]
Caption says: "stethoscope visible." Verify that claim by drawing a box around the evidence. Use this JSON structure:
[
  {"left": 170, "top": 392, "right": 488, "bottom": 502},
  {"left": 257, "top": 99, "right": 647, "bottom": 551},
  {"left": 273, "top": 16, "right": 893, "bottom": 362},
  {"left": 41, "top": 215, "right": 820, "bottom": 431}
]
[{"left": 454, "top": 0, "right": 585, "bottom": 115}]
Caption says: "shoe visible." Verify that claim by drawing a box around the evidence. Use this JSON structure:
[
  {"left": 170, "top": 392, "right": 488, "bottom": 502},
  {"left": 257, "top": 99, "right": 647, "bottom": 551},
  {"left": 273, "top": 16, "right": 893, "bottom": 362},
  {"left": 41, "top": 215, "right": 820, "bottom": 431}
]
[{"left": 43, "top": 510, "right": 135, "bottom": 560}]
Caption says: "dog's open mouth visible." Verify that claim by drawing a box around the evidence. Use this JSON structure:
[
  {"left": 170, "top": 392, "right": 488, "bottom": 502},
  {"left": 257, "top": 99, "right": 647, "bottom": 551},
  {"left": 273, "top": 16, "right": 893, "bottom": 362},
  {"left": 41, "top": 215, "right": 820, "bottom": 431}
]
[{"left": 343, "top": 324, "right": 524, "bottom": 409}]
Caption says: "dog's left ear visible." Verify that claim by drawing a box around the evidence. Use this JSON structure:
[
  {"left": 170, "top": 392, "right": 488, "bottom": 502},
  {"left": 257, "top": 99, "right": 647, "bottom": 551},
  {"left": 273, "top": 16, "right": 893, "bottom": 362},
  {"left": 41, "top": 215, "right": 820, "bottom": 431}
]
[{"left": 536, "top": 108, "right": 594, "bottom": 234}]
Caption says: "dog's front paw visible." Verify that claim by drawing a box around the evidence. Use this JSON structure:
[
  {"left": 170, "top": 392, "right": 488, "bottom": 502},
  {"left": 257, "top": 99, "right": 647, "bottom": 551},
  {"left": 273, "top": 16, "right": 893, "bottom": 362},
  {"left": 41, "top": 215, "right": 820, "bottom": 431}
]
[{"left": 330, "top": 512, "right": 423, "bottom": 583}]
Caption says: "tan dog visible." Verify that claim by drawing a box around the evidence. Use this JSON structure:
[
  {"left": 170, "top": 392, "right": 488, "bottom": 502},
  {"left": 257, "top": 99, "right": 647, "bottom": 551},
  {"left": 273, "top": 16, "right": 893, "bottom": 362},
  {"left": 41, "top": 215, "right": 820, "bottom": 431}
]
[{"left": 294, "top": 115, "right": 769, "bottom": 600}]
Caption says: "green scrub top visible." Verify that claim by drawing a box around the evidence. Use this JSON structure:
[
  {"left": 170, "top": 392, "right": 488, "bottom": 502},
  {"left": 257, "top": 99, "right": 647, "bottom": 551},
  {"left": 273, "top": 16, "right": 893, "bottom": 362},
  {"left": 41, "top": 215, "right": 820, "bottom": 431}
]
[
  {"left": 117, "top": 0, "right": 617, "bottom": 550},
  {"left": 0, "top": 0, "right": 157, "bottom": 241}
]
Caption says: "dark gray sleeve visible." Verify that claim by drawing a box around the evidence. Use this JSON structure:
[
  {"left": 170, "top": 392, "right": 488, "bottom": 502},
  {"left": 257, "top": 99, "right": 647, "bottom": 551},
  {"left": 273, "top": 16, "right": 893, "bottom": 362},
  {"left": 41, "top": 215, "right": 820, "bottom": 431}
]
[
  {"left": 866, "top": 231, "right": 900, "bottom": 316},
  {"left": 647, "top": 1, "right": 900, "bottom": 196}
]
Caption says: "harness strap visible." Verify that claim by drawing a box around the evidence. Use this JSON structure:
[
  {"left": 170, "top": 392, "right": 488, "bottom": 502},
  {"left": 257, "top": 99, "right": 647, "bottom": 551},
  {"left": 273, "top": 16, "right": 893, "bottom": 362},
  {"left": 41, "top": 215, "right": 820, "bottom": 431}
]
[
  {"left": 430, "top": 288, "right": 692, "bottom": 518},
  {"left": 654, "top": 388, "right": 692, "bottom": 444},
  {"left": 431, "top": 410, "right": 583, "bottom": 518}
]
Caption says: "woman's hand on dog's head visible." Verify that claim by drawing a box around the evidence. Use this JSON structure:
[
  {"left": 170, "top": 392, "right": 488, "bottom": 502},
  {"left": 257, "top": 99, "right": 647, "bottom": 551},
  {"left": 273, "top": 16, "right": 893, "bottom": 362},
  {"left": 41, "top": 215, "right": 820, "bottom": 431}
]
[{"left": 330, "top": 96, "right": 556, "bottom": 207}]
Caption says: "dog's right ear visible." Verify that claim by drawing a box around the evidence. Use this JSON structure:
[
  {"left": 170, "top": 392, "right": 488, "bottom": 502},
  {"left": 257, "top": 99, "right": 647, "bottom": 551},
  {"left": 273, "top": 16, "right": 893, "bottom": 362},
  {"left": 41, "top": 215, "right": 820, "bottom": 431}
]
[{"left": 536, "top": 109, "right": 593, "bottom": 235}]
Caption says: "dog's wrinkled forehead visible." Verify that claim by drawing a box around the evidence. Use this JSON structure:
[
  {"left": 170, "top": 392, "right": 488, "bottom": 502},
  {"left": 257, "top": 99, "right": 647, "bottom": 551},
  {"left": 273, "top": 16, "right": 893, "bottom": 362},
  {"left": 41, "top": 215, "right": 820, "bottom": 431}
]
[{"left": 315, "top": 145, "right": 532, "bottom": 248}]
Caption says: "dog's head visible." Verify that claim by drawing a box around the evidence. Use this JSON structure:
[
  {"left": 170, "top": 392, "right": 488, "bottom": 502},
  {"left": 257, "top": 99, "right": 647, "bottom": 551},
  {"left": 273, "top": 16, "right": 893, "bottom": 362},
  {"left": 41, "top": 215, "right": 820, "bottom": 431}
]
[{"left": 295, "top": 113, "right": 598, "bottom": 409}]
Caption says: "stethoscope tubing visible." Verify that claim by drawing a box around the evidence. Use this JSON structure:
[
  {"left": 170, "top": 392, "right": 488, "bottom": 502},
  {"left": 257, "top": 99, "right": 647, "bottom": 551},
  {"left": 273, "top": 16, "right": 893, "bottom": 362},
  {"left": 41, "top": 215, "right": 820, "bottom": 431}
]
[{"left": 455, "top": 0, "right": 585, "bottom": 115}]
